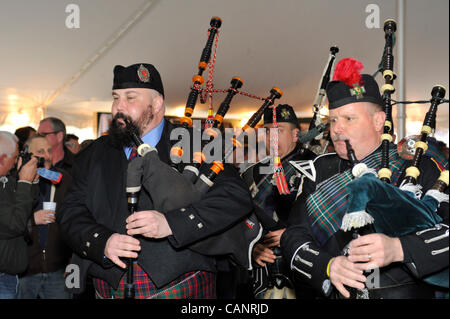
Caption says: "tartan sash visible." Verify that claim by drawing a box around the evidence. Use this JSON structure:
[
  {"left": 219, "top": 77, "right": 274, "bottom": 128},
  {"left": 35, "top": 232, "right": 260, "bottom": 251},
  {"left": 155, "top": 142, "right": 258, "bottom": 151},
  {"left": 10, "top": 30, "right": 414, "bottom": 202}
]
[
  {"left": 425, "top": 141, "right": 448, "bottom": 170},
  {"left": 306, "top": 144, "right": 405, "bottom": 246}
]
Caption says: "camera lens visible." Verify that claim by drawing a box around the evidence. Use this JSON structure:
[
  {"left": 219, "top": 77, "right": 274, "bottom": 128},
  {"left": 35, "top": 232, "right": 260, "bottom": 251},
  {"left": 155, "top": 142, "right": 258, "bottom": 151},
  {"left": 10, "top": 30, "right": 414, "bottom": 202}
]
[{"left": 37, "top": 157, "right": 45, "bottom": 168}]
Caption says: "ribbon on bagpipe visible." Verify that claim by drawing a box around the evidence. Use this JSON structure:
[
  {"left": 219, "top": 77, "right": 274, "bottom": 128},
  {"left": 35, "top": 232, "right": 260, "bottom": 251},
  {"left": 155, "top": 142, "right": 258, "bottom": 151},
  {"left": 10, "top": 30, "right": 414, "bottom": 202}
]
[
  {"left": 123, "top": 90, "right": 286, "bottom": 270},
  {"left": 194, "top": 87, "right": 284, "bottom": 194},
  {"left": 173, "top": 16, "right": 273, "bottom": 182},
  {"left": 341, "top": 86, "right": 449, "bottom": 289},
  {"left": 171, "top": 17, "right": 222, "bottom": 166},
  {"left": 183, "top": 77, "right": 244, "bottom": 183},
  {"left": 124, "top": 120, "right": 262, "bottom": 271},
  {"left": 123, "top": 17, "right": 286, "bottom": 271},
  {"left": 271, "top": 104, "right": 290, "bottom": 195}
]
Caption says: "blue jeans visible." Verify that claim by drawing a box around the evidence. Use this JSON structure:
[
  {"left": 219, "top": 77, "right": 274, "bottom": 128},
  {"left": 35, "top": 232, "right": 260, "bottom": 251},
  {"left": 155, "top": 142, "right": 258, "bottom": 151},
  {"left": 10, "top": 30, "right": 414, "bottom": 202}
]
[
  {"left": 17, "top": 269, "right": 72, "bottom": 299},
  {"left": 0, "top": 273, "right": 18, "bottom": 299}
]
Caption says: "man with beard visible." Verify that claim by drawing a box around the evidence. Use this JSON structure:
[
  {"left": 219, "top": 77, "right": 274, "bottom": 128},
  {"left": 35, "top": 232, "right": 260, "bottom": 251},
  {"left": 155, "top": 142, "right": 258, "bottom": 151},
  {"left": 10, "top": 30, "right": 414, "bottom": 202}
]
[
  {"left": 57, "top": 63, "right": 253, "bottom": 299},
  {"left": 281, "top": 58, "right": 448, "bottom": 299},
  {"left": 17, "top": 136, "right": 72, "bottom": 299}
]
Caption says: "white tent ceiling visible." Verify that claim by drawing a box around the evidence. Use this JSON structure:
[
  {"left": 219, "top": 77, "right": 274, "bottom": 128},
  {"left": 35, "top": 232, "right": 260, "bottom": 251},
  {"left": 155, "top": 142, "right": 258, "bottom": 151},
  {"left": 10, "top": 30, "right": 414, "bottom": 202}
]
[{"left": 0, "top": 0, "right": 448, "bottom": 142}]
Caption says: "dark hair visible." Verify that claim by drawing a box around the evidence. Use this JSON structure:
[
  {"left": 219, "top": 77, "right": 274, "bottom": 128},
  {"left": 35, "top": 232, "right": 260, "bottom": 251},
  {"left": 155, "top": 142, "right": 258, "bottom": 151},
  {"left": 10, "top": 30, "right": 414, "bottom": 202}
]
[
  {"left": 66, "top": 134, "right": 79, "bottom": 141},
  {"left": 437, "top": 141, "right": 447, "bottom": 148},
  {"left": 80, "top": 139, "right": 94, "bottom": 150},
  {"left": 14, "top": 126, "right": 36, "bottom": 152}
]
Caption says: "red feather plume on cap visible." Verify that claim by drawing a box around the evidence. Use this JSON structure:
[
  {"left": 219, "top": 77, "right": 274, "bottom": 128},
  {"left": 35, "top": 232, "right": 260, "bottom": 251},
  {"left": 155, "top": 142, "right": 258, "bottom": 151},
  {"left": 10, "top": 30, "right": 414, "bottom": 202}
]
[{"left": 332, "top": 58, "right": 364, "bottom": 87}]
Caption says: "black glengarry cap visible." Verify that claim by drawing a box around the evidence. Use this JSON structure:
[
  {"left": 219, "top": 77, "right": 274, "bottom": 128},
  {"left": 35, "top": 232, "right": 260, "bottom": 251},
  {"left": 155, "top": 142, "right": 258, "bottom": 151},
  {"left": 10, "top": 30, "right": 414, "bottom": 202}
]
[{"left": 113, "top": 63, "right": 164, "bottom": 98}]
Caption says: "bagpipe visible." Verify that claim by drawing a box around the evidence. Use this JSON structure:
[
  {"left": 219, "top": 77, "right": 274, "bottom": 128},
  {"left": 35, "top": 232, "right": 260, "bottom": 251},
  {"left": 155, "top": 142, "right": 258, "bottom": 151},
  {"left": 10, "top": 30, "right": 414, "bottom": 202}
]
[
  {"left": 124, "top": 86, "right": 284, "bottom": 269},
  {"left": 181, "top": 76, "right": 244, "bottom": 183},
  {"left": 298, "top": 46, "right": 339, "bottom": 154},
  {"left": 378, "top": 19, "right": 397, "bottom": 183},
  {"left": 124, "top": 17, "right": 288, "bottom": 281},
  {"left": 297, "top": 19, "right": 449, "bottom": 299},
  {"left": 340, "top": 87, "right": 449, "bottom": 292},
  {"left": 194, "top": 87, "right": 283, "bottom": 194},
  {"left": 335, "top": 20, "right": 449, "bottom": 297}
]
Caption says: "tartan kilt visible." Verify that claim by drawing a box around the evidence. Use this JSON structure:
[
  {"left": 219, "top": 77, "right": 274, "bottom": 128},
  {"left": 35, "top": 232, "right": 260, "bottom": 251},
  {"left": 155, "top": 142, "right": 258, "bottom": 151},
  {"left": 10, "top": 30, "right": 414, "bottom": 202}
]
[{"left": 93, "top": 262, "right": 216, "bottom": 299}]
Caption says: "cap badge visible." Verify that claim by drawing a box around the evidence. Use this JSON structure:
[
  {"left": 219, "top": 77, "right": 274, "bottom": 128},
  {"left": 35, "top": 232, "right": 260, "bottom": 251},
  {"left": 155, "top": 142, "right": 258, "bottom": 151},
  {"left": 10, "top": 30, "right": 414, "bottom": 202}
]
[
  {"left": 137, "top": 64, "right": 150, "bottom": 83},
  {"left": 281, "top": 108, "right": 291, "bottom": 120},
  {"left": 350, "top": 84, "right": 365, "bottom": 99}
]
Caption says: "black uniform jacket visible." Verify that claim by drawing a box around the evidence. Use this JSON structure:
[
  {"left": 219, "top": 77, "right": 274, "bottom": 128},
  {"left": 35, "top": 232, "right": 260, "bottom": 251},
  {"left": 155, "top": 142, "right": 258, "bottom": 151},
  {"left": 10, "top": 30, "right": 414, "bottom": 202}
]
[
  {"left": 242, "top": 145, "right": 316, "bottom": 230},
  {"left": 57, "top": 119, "right": 254, "bottom": 293},
  {"left": 281, "top": 148, "right": 449, "bottom": 298}
]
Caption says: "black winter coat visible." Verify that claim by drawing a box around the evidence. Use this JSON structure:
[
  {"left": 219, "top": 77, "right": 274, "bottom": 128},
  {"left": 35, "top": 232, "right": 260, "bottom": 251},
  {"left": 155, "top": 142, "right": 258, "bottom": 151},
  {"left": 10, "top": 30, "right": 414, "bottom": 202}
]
[{"left": 57, "top": 119, "right": 254, "bottom": 293}]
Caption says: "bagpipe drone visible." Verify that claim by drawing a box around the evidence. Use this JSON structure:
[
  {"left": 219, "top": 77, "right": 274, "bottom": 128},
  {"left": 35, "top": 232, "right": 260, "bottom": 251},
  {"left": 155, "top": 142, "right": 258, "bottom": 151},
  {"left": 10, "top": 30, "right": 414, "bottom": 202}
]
[{"left": 122, "top": 18, "right": 291, "bottom": 298}]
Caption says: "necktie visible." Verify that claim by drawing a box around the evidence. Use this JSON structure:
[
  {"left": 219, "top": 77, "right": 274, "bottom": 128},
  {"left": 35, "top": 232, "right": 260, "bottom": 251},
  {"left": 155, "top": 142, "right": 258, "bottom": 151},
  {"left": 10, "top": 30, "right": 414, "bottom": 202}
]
[{"left": 129, "top": 145, "right": 138, "bottom": 160}]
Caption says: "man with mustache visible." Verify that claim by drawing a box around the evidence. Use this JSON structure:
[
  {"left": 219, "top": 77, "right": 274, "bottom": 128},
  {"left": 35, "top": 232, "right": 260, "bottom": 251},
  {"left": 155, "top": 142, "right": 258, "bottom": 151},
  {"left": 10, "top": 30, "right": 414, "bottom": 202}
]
[
  {"left": 17, "top": 136, "right": 72, "bottom": 299},
  {"left": 57, "top": 63, "right": 253, "bottom": 299},
  {"left": 281, "top": 58, "right": 448, "bottom": 299}
]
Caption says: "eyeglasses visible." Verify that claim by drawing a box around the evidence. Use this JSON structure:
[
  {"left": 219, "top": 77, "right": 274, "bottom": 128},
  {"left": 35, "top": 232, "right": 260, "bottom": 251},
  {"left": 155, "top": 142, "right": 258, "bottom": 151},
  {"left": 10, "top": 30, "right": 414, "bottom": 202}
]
[{"left": 38, "top": 131, "right": 60, "bottom": 137}]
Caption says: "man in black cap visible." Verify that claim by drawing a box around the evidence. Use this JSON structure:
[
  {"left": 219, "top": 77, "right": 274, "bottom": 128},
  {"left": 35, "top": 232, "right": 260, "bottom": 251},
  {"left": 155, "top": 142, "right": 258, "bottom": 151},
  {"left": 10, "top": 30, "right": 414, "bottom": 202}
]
[
  {"left": 241, "top": 104, "right": 316, "bottom": 298},
  {"left": 281, "top": 58, "right": 448, "bottom": 299},
  {"left": 57, "top": 63, "right": 253, "bottom": 298}
]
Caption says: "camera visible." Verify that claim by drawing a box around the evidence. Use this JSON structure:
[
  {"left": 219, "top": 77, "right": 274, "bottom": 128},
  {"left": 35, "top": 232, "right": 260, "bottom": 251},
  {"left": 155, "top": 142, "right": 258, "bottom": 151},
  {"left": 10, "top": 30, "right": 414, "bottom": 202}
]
[{"left": 19, "top": 145, "right": 45, "bottom": 168}]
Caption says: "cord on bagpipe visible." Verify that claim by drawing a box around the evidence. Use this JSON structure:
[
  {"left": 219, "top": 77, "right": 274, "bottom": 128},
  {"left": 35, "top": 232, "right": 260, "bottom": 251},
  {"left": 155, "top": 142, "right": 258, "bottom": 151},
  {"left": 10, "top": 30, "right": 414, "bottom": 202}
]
[
  {"left": 379, "top": 96, "right": 449, "bottom": 165},
  {"left": 182, "top": 76, "right": 244, "bottom": 183},
  {"left": 181, "top": 81, "right": 289, "bottom": 184},
  {"left": 373, "top": 20, "right": 449, "bottom": 168},
  {"left": 122, "top": 89, "right": 286, "bottom": 272},
  {"left": 120, "top": 15, "right": 286, "bottom": 270},
  {"left": 202, "top": 24, "right": 220, "bottom": 129},
  {"left": 194, "top": 87, "right": 284, "bottom": 194},
  {"left": 401, "top": 85, "right": 448, "bottom": 191},
  {"left": 338, "top": 86, "right": 449, "bottom": 292},
  {"left": 336, "top": 18, "right": 448, "bottom": 242},
  {"left": 170, "top": 16, "right": 222, "bottom": 167},
  {"left": 170, "top": 16, "right": 280, "bottom": 181}
]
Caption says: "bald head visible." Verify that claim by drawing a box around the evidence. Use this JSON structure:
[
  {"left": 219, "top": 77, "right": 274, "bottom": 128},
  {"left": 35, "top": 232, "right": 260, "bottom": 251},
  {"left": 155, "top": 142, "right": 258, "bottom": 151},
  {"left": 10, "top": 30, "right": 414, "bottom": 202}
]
[{"left": 26, "top": 136, "right": 53, "bottom": 169}]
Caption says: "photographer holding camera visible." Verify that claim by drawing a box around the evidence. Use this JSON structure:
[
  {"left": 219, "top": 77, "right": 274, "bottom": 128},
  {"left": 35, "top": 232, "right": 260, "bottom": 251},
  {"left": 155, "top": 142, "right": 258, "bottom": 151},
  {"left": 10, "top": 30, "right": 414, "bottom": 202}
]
[
  {"left": 0, "top": 131, "right": 39, "bottom": 299},
  {"left": 16, "top": 135, "right": 73, "bottom": 299}
]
